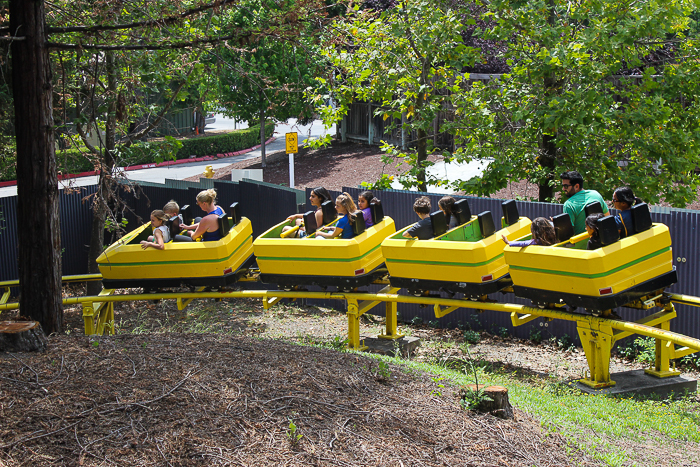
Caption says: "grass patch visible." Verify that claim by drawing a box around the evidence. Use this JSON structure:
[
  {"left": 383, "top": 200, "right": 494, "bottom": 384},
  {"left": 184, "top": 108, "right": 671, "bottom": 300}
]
[{"left": 378, "top": 355, "right": 700, "bottom": 466}]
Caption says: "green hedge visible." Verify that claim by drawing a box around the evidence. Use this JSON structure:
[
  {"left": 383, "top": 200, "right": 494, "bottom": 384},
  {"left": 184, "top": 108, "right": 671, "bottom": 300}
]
[
  {"left": 176, "top": 122, "right": 274, "bottom": 159},
  {"left": 0, "top": 122, "right": 275, "bottom": 182}
]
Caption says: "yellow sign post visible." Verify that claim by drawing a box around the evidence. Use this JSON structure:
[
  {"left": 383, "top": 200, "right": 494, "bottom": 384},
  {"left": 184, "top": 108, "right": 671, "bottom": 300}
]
[
  {"left": 285, "top": 132, "right": 298, "bottom": 154},
  {"left": 286, "top": 132, "right": 298, "bottom": 187}
]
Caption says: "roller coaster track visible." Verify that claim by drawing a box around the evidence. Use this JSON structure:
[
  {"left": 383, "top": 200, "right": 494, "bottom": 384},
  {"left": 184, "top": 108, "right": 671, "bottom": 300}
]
[{"left": 2, "top": 275, "right": 700, "bottom": 390}]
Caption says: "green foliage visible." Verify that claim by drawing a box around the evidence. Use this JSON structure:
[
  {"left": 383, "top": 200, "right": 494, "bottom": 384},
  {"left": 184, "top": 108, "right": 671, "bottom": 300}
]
[
  {"left": 463, "top": 330, "right": 480, "bottom": 345},
  {"left": 411, "top": 316, "right": 423, "bottom": 325},
  {"left": 617, "top": 337, "right": 656, "bottom": 364},
  {"left": 174, "top": 123, "right": 273, "bottom": 159},
  {"left": 557, "top": 334, "right": 575, "bottom": 351},
  {"left": 315, "top": 0, "right": 478, "bottom": 191},
  {"left": 431, "top": 376, "right": 446, "bottom": 397},
  {"left": 360, "top": 174, "right": 395, "bottom": 190},
  {"left": 529, "top": 327, "right": 543, "bottom": 345},
  {"left": 459, "top": 344, "right": 492, "bottom": 410},
  {"left": 215, "top": 0, "right": 320, "bottom": 124},
  {"left": 680, "top": 352, "right": 700, "bottom": 369},
  {"left": 372, "top": 360, "right": 392, "bottom": 382},
  {"left": 448, "top": 0, "right": 700, "bottom": 204}
]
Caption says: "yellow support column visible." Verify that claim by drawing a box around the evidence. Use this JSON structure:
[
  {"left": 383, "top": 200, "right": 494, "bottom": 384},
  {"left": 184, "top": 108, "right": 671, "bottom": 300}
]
[
  {"left": 646, "top": 304, "right": 682, "bottom": 378},
  {"left": 346, "top": 299, "right": 367, "bottom": 351},
  {"left": 379, "top": 300, "right": 404, "bottom": 340},
  {"left": 577, "top": 318, "right": 616, "bottom": 388},
  {"left": 82, "top": 302, "right": 95, "bottom": 336}
]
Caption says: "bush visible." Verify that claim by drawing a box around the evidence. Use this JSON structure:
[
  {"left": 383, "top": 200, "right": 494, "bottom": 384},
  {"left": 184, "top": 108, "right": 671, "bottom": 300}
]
[{"left": 0, "top": 122, "right": 275, "bottom": 182}]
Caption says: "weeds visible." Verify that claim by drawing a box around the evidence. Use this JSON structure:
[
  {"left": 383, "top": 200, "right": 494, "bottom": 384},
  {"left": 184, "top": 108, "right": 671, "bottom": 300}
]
[
  {"left": 463, "top": 330, "right": 480, "bottom": 345},
  {"left": 372, "top": 360, "right": 392, "bottom": 382},
  {"left": 617, "top": 337, "right": 656, "bottom": 364},
  {"left": 287, "top": 418, "right": 302, "bottom": 445},
  {"left": 459, "top": 344, "right": 492, "bottom": 411},
  {"left": 529, "top": 327, "right": 542, "bottom": 344}
]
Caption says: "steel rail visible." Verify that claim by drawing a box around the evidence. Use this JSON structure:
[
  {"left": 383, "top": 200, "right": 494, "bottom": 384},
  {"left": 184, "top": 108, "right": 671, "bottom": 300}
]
[{"left": 2, "top": 289, "right": 700, "bottom": 351}]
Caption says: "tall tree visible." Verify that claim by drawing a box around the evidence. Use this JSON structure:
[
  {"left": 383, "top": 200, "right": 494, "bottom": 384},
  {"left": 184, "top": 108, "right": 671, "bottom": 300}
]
[
  {"left": 10, "top": 0, "right": 62, "bottom": 332},
  {"left": 214, "top": 0, "right": 322, "bottom": 167},
  {"left": 448, "top": 0, "right": 700, "bottom": 204},
  {"left": 313, "top": 0, "right": 476, "bottom": 192}
]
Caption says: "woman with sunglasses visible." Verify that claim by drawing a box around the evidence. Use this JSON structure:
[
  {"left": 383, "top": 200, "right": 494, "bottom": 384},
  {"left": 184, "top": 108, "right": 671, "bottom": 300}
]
[{"left": 612, "top": 187, "right": 643, "bottom": 239}]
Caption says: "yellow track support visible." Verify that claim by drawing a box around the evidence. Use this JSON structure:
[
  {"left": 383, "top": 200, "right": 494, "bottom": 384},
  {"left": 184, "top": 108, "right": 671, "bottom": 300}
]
[
  {"left": 83, "top": 289, "right": 116, "bottom": 335},
  {"left": 3, "top": 281, "right": 700, "bottom": 390},
  {"left": 346, "top": 285, "right": 403, "bottom": 350}
]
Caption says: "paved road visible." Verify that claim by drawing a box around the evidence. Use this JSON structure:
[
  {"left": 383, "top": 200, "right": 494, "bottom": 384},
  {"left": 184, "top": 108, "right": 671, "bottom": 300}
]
[{"left": 0, "top": 117, "right": 336, "bottom": 198}]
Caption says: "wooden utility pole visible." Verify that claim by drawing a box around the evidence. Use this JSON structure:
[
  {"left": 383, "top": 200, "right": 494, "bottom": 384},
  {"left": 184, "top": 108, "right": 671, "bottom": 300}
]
[{"left": 10, "top": 0, "right": 63, "bottom": 333}]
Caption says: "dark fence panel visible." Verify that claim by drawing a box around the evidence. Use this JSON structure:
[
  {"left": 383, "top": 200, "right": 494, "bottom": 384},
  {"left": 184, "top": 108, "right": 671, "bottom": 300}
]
[
  {"left": 59, "top": 186, "right": 98, "bottom": 275},
  {"left": 0, "top": 196, "right": 18, "bottom": 282},
  {"left": 239, "top": 180, "right": 301, "bottom": 237},
  {"left": 2, "top": 180, "right": 700, "bottom": 341}
]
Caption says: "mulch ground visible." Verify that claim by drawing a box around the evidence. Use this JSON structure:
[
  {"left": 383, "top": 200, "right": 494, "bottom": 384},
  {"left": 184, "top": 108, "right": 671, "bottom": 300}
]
[
  {"left": 0, "top": 332, "right": 595, "bottom": 466},
  {"left": 187, "top": 140, "right": 439, "bottom": 193}
]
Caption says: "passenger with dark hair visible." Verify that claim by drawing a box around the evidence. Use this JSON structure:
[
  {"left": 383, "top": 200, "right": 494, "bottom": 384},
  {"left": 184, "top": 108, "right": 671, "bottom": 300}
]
[
  {"left": 403, "top": 196, "right": 433, "bottom": 240},
  {"left": 438, "top": 196, "right": 458, "bottom": 229},
  {"left": 357, "top": 190, "right": 379, "bottom": 228},
  {"left": 560, "top": 170, "right": 609, "bottom": 235},
  {"left": 502, "top": 217, "right": 556, "bottom": 247},
  {"left": 284, "top": 186, "right": 333, "bottom": 237},
  {"left": 612, "top": 187, "right": 643, "bottom": 239},
  {"left": 585, "top": 213, "right": 605, "bottom": 250}
]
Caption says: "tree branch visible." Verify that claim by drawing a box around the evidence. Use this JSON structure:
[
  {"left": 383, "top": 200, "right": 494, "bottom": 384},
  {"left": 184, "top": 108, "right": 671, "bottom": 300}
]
[
  {"left": 47, "top": 32, "right": 256, "bottom": 51},
  {"left": 46, "top": 0, "right": 230, "bottom": 34}
]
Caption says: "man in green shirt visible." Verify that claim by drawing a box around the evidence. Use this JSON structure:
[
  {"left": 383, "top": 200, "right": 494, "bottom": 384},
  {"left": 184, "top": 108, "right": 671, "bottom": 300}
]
[{"left": 560, "top": 171, "right": 609, "bottom": 235}]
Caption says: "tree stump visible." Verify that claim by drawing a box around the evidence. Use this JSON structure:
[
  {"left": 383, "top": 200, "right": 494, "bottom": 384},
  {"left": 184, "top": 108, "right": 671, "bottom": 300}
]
[
  {"left": 460, "top": 384, "right": 514, "bottom": 419},
  {"left": 0, "top": 321, "right": 48, "bottom": 352}
]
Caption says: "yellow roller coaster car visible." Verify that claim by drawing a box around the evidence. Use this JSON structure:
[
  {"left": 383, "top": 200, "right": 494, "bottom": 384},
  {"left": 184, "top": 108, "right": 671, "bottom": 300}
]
[
  {"left": 505, "top": 203, "right": 676, "bottom": 311},
  {"left": 97, "top": 204, "right": 254, "bottom": 289},
  {"left": 254, "top": 203, "right": 395, "bottom": 289},
  {"left": 382, "top": 200, "right": 532, "bottom": 296}
]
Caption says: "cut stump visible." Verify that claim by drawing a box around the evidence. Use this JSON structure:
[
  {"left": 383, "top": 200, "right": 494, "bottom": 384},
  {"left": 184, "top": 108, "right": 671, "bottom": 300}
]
[
  {"left": 460, "top": 384, "right": 513, "bottom": 419},
  {"left": 0, "top": 321, "right": 48, "bottom": 352}
]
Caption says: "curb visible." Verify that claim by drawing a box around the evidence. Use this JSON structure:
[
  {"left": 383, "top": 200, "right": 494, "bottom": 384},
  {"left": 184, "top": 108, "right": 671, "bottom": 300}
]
[{"left": 0, "top": 136, "right": 277, "bottom": 187}]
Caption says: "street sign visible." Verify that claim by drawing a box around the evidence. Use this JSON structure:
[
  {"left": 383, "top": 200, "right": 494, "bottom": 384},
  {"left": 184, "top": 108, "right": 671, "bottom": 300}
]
[{"left": 285, "top": 132, "right": 298, "bottom": 154}]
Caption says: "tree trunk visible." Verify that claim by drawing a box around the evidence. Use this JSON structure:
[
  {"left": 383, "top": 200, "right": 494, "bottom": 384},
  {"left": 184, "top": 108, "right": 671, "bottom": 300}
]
[
  {"left": 416, "top": 127, "right": 428, "bottom": 192},
  {"left": 414, "top": 61, "right": 430, "bottom": 193},
  {"left": 10, "top": 0, "right": 63, "bottom": 334},
  {"left": 538, "top": 0, "right": 557, "bottom": 203},
  {"left": 87, "top": 52, "right": 117, "bottom": 296},
  {"left": 0, "top": 321, "right": 48, "bottom": 352},
  {"left": 538, "top": 132, "right": 556, "bottom": 202},
  {"left": 260, "top": 104, "right": 266, "bottom": 168}
]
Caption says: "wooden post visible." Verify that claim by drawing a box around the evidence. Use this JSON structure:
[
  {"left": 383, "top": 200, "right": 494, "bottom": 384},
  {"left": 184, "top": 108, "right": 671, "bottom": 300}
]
[
  {"left": 368, "top": 103, "right": 373, "bottom": 144},
  {"left": 341, "top": 115, "right": 347, "bottom": 143}
]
